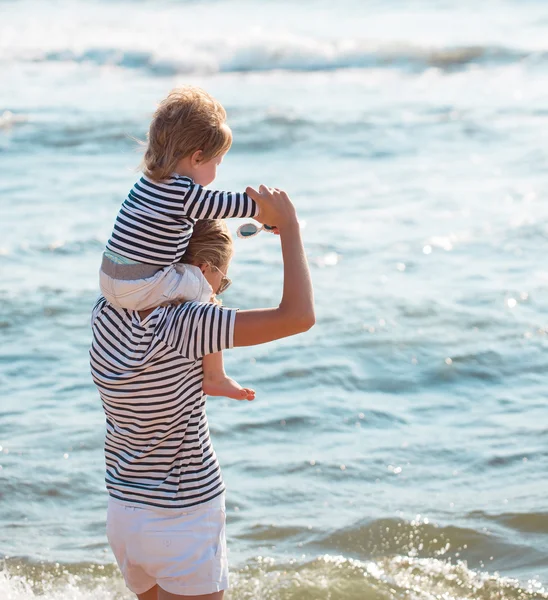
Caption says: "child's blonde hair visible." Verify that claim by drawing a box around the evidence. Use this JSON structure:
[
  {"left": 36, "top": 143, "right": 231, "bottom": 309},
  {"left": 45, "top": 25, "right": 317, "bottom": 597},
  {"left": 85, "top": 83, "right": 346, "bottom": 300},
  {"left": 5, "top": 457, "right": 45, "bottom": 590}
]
[{"left": 142, "top": 86, "right": 233, "bottom": 181}]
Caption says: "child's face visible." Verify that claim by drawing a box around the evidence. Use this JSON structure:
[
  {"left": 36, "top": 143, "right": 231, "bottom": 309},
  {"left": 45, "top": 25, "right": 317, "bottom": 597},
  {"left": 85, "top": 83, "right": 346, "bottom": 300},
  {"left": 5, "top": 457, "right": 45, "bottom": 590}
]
[{"left": 193, "top": 153, "right": 225, "bottom": 187}]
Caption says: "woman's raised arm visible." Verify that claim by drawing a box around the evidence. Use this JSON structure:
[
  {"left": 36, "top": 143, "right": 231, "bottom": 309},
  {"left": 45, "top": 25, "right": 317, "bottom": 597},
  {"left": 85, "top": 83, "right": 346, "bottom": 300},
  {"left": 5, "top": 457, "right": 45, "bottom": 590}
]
[{"left": 233, "top": 186, "right": 315, "bottom": 347}]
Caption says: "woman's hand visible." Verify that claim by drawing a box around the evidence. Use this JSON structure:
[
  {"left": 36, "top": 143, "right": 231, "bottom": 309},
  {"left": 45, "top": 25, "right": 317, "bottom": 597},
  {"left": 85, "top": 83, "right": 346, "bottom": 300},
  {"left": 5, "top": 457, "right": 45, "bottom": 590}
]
[
  {"left": 246, "top": 185, "right": 298, "bottom": 230},
  {"left": 233, "top": 186, "right": 315, "bottom": 347}
]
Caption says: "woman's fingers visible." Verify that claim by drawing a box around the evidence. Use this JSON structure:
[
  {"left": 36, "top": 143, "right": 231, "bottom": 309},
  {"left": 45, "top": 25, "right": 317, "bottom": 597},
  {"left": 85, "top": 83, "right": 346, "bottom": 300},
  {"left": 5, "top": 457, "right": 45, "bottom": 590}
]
[
  {"left": 246, "top": 184, "right": 296, "bottom": 228},
  {"left": 246, "top": 185, "right": 275, "bottom": 225},
  {"left": 246, "top": 185, "right": 281, "bottom": 201},
  {"left": 245, "top": 185, "right": 260, "bottom": 200}
]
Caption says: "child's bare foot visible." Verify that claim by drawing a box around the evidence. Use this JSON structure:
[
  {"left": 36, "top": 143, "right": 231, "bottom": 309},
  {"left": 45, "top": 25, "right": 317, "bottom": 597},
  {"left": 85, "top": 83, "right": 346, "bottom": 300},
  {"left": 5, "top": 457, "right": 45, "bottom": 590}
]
[{"left": 203, "top": 376, "right": 255, "bottom": 401}]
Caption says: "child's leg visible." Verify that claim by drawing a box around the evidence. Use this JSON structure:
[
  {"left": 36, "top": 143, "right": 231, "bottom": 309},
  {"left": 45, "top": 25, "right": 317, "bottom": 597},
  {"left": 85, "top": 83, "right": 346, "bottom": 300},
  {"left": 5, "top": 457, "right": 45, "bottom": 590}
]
[{"left": 202, "top": 352, "right": 255, "bottom": 401}]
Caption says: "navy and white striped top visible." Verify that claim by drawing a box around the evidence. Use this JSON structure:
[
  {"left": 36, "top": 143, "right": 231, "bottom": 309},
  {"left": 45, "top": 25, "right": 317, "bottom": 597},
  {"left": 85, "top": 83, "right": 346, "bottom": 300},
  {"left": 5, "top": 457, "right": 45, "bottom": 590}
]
[
  {"left": 90, "top": 297, "right": 236, "bottom": 509},
  {"left": 106, "top": 174, "right": 259, "bottom": 265}
]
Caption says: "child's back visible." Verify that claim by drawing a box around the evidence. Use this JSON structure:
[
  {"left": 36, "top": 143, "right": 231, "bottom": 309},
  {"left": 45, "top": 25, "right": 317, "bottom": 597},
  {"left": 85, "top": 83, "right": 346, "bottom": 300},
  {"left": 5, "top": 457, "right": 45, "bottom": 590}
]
[{"left": 100, "top": 86, "right": 258, "bottom": 311}]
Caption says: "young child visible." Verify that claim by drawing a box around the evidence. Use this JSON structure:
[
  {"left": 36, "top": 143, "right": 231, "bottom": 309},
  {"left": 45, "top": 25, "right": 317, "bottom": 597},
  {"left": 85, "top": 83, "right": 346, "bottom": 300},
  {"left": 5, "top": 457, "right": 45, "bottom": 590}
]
[{"left": 100, "top": 86, "right": 258, "bottom": 401}]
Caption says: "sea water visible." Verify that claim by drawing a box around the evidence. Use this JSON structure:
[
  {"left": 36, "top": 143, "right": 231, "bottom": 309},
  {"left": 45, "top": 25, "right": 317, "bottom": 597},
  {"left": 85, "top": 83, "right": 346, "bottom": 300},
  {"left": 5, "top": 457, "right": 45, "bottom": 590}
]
[{"left": 1, "top": 0, "right": 548, "bottom": 598}]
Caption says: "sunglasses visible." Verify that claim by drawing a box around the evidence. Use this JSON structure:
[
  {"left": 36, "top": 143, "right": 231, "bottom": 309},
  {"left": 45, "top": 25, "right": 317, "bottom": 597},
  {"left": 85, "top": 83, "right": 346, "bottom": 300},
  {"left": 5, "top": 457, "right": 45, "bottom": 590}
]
[
  {"left": 236, "top": 222, "right": 277, "bottom": 239},
  {"left": 210, "top": 264, "right": 232, "bottom": 295}
]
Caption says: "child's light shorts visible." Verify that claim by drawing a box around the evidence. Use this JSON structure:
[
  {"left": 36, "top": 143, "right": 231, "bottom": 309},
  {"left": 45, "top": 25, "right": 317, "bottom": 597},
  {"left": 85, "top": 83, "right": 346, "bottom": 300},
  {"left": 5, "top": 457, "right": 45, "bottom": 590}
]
[
  {"left": 100, "top": 253, "right": 212, "bottom": 311},
  {"left": 106, "top": 493, "right": 229, "bottom": 596}
]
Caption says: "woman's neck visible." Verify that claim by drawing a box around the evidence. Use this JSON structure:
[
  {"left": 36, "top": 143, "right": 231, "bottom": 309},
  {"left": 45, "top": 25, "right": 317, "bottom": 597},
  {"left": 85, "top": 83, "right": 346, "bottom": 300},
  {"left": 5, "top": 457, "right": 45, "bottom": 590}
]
[{"left": 138, "top": 308, "right": 155, "bottom": 320}]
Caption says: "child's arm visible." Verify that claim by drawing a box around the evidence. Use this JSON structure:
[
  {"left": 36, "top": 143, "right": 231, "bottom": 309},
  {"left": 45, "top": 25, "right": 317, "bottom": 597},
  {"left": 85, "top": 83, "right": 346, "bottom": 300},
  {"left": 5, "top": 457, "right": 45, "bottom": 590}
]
[
  {"left": 202, "top": 351, "right": 255, "bottom": 401},
  {"left": 183, "top": 183, "right": 259, "bottom": 220}
]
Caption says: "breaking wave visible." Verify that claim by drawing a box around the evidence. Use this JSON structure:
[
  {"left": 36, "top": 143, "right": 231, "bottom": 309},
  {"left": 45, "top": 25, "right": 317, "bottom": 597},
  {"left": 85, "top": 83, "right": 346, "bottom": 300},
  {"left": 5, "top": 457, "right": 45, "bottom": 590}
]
[{"left": 11, "top": 40, "right": 542, "bottom": 75}]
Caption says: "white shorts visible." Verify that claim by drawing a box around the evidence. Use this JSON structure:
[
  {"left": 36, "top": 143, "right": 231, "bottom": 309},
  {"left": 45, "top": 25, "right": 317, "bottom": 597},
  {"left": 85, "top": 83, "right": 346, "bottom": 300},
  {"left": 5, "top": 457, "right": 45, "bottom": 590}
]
[
  {"left": 100, "top": 262, "right": 212, "bottom": 311},
  {"left": 106, "top": 494, "right": 229, "bottom": 596}
]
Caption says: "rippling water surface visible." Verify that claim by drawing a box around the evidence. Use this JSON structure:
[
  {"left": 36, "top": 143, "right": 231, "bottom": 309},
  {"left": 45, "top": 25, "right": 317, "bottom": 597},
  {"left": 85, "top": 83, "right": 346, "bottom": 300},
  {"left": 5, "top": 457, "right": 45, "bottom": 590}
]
[{"left": 1, "top": 0, "right": 548, "bottom": 598}]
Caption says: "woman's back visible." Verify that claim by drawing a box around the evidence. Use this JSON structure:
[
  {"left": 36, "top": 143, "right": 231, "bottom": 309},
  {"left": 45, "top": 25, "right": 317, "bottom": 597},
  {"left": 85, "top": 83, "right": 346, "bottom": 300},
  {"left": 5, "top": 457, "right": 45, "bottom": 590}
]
[{"left": 90, "top": 297, "right": 237, "bottom": 509}]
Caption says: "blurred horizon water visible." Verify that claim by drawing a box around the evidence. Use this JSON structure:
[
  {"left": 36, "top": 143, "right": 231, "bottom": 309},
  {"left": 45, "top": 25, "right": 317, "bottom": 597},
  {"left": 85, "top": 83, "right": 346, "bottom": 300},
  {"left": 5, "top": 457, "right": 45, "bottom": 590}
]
[{"left": 1, "top": 0, "right": 548, "bottom": 598}]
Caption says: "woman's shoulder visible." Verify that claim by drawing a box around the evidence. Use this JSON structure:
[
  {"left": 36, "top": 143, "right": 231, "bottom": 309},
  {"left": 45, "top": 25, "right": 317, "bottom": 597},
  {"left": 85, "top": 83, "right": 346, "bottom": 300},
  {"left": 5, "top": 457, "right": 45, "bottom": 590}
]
[
  {"left": 90, "top": 297, "right": 155, "bottom": 327},
  {"left": 158, "top": 301, "right": 237, "bottom": 341},
  {"left": 160, "top": 300, "right": 231, "bottom": 328},
  {"left": 91, "top": 296, "right": 109, "bottom": 322},
  {"left": 91, "top": 298, "right": 226, "bottom": 329},
  {"left": 91, "top": 298, "right": 236, "bottom": 359}
]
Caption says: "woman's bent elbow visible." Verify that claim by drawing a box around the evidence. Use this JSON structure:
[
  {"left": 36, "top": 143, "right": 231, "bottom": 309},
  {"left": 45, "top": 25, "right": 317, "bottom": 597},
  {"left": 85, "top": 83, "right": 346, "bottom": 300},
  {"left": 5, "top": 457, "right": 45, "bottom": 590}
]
[
  {"left": 295, "top": 312, "right": 315, "bottom": 333},
  {"left": 277, "top": 305, "right": 315, "bottom": 335}
]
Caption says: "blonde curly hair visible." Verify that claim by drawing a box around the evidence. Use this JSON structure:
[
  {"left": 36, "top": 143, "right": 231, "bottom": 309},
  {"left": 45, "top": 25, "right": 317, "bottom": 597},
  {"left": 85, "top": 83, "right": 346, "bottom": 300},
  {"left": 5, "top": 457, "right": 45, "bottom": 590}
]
[{"left": 142, "top": 86, "right": 233, "bottom": 181}]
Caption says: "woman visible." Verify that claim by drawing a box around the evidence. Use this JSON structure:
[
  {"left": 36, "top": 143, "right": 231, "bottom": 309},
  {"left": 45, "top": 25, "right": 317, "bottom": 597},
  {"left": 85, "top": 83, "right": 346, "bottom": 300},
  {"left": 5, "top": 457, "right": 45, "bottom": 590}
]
[{"left": 90, "top": 186, "right": 314, "bottom": 600}]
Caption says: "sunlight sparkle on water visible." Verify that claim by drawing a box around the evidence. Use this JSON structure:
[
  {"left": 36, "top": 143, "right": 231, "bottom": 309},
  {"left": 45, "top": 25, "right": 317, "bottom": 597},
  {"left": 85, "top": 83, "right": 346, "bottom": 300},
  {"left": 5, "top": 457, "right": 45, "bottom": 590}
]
[
  {"left": 429, "top": 236, "right": 453, "bottom": 251},
  {"left": 316, "top": 252, "right": 339, "bottom": 267}
]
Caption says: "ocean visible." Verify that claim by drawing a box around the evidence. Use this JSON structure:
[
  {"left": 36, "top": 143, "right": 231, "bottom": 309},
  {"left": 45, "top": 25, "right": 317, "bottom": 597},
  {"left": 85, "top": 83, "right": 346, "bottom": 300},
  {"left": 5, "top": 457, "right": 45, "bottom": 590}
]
[{"left": 1, "top": 0, "right": 548, "bottom": 598}]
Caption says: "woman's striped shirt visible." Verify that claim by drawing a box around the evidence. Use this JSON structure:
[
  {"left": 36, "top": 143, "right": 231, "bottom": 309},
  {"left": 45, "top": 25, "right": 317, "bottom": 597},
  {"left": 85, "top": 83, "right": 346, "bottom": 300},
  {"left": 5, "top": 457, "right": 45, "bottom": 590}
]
[
  {"left": 89, "top": 297, "right": 236, "bottom": 509},
  {"left": 106, "top": 174, "right": 258, "bottom": 265}
]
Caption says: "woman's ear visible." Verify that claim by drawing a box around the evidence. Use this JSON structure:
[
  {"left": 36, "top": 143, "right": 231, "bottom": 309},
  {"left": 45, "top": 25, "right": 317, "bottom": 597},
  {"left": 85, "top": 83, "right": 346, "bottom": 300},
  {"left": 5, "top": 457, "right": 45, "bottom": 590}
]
[
  {"left": 191, "top": 150, "right": 204, "bottom": 167},
  {"left": 198, "top": 263, "right": 208, "bottom": 274}
]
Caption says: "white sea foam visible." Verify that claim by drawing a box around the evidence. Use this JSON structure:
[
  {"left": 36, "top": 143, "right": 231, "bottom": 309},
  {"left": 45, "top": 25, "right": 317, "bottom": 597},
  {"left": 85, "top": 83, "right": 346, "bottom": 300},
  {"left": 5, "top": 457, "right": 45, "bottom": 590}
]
[
  {"left": 1, "top": 0, "right": 547, "bottom": 75},
  {"left": 2, "top": 39, "right": 542, "bottom": 75},
  {"left": 1, "top": 555, "right": 545, "bottom": 600}
]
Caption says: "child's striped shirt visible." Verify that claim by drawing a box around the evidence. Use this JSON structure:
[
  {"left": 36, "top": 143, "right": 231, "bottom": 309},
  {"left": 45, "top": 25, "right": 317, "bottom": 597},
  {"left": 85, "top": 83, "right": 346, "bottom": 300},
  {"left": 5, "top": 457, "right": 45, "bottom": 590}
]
[{"left": 106, "top": 174, "right": 258, "bottom": 266}]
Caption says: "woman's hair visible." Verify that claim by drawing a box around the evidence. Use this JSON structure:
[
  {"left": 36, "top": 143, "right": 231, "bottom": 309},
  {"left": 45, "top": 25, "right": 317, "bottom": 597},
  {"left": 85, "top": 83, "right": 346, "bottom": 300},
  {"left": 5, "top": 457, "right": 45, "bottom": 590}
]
[
  {"left": 179, "top": 219, "right": 233, "bottom": 269},
  {"left": 142, "top": 86, "right": 233, "bottom": 181}
]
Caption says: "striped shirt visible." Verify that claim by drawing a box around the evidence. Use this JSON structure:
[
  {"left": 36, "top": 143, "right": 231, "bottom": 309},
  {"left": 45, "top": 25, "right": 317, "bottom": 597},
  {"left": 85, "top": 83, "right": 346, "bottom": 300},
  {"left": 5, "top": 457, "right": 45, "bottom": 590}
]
[
  {"left": 106, "top": 174, "right": 259, "bottom": 265},
  {"left": 89, "top": 297, "right": 237, "bottom": 509}
]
